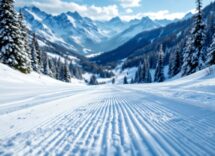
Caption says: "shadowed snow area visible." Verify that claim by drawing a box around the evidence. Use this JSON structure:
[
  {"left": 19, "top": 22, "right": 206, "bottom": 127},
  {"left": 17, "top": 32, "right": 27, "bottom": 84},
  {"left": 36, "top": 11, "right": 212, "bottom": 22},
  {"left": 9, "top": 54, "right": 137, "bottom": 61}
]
[{"left": 0, "top": 64, "right": 215, "bottom": 156}]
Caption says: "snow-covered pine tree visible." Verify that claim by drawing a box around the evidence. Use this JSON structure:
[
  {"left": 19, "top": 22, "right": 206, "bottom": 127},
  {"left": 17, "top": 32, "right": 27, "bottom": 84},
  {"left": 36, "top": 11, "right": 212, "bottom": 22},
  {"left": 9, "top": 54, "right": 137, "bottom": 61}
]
[
  {"left": 130, "top": 78, "right": 134, "bottom": 84},
  {"left": 123, "top": 76, "right": 128, "bottom": 84},
  {"left": 144, "top": 57, "right": 152, "bottom": 83},
  {"left": 58, "top": 60, "right": 65, "bottom": 81},
  {"left": 168, "top": 51, "right": 174, "bottom": 78},
  {"left": 182, "top": 36, "right": 193, "bottom": 76},
  {"left": 0, "top": 0, "right": 30, "bottom": 73},
  {"left": 73, "top": 66, "right": 82, "bottom": 79},
  {"left": 89, "top": 75, "right": 98, "bottom": 85},
  {"left": 34, "top": 34, "right": 42, "bottom": 67},
  {"left": 31, "top": 33, "right": 40, "bottom": 72},
  {"left": 41, "top": 52, "right": 49, "bottom": 75},
  {"left": 64, "top": 60, "right": 71, "bottom": 83},
  {"left": 48, "top": 58, "right": 56, "bottom": 78},
  {"left": 154, "top": 45, "right": 165, "bottom": 82},
  {"left": 207, "top": 34, "right": 215, "bottom": 65},
  {"left": 182, "top": 0, "right": 205, "bottom": 76},
  {"left": 135, "top": 63, "right": 145, "bottom": 83},
  {"left": 55, "top": 58, "right": 61, "bottom": 80},
  {"left": 18, "top": 11, "right": 31, "bottom": 72},
  {"left": 134, "top": 64, "right": 141, "bottom": 83},
  {"left": 170, "top": 46, "right": 182, "bottom": 77},
  {"left": 112, "top": 78, "right": 115, "bottom": 84}
]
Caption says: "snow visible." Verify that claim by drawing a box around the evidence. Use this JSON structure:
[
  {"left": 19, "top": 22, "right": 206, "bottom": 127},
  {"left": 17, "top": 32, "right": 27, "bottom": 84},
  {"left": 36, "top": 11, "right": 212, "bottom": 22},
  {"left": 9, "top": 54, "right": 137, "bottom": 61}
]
[
  {"left": 26, "top": 10, "right": 42, "bottom": 22},
  {"left": 85, "top": 51, "right": 103, "bottom": 57},
  {"left": 0, "top": 63, "right": 215, "bottom": 156},
  {"left": 67, "top": 16, "right": 77, "bottom": 28}
]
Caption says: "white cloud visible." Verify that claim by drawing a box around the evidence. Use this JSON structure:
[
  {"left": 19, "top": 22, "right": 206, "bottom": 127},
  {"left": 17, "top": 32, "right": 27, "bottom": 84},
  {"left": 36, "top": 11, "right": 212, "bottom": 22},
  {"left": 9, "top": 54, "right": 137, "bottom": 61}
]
[
  {"left": 16, "top": 0, "right": 195, "bottom": 21},
  {"left": 142, "top": 10, "right": 186, "bottom": 20},
  {"left": 119, "top": 0, "right": 141, "bottom": 8},
  {"left": 121, "top": 10, "right": 192, "bottom": 21},
  {"left": 125, "top": 9, "right": 133, "bottom": 14},
  {"left": 16, "top": 0, "right": 119, "bottom": 21}
]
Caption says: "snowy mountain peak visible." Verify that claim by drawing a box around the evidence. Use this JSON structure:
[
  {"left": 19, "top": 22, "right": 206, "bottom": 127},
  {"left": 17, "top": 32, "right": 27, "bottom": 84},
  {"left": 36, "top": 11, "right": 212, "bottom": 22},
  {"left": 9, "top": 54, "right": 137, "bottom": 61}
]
[
  {"left": 22, "top": 6, "right": 49, "bottom": 20},
  {"left": 183, "top": 12, "right": 193, "bottom": 20},
  {"left": 20, "top": 6, "right": 174, "bottom": 55},
  {"left": 67, "top": 11, "right": 82, "bottom": 20},
  {"left": 109, "top": 17, "right": 122, "bottom": 23}
]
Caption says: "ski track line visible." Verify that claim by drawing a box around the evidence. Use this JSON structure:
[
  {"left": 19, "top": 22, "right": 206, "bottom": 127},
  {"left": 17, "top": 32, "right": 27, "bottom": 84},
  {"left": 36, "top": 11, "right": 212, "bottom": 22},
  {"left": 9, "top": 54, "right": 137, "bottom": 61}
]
[
  {"left": 65, "top": 99, "right": 106, "bottom": 156},
  {"left": 0, "top": 88, "right": 93, "bottom": 115},
  {"left": 0, "top": 89, "right": 100, "bottom": 139},
  {"left": 119, "top": 97, "right": 167, "bottom": 156},
  {"left": 134, "top": 101, "right": 198, "bottom": 156},
  {"left": 0, "top": 96, "right": 102, "bottom": 155},
  {"left": 140, "top": 95, "right": 215, "bottom": 153},
  {"left": 126, "top": 91, "right": 215, "bottom": 155},
  {"left": 124, "top": 98, "right": 198, "bottom": 156},
  {"left": 120, "top": 97, "right": 183, "bottom": 156},
  {"left": 33, "top": 101, "right": 102, "bottom": 156},
  {"left": 0, "top": 87, "right": 215, "bottom": 156},
  {"left": 117, "top": 96, "right": 154, "bottom": 156}
]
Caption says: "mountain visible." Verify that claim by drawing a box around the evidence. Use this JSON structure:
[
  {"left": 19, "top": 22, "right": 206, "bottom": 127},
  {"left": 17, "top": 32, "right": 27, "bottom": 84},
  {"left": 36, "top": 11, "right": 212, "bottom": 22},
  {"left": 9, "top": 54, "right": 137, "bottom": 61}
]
[
  {"left": 183, "top": 12, "right": 194, "bottom": 20},
  {"left": 92, "top": 2, "right": 215, "bottom": 66},
  {"left": 21, "top": 6, "right": 107, "bottom": 55},
  {"left": 21, "top": 6, "right": 174, "bottom": 55},
  {"left": 95, "top": 17, "right": 173, "bottom": 52},
  {"left": 102, "top": 17, "right": 161, "bottom": 51},
  {"left": 154, "top": 19, "right": 174, "bottom": 26},
  {"left": 94, "top": 17, "right": 129, "bottom": 37}
]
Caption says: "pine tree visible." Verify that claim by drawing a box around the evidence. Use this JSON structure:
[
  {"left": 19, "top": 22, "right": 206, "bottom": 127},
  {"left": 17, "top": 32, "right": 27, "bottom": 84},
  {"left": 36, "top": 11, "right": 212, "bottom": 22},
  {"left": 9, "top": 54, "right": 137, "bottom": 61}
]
[
  {"left": 135, "top": 63, "right": 144, "bottom": 83},
  {"left": 144, "top": 57, "right": 152, "bottom": 83},
  {"left": 64, "top": 60, "right": 71, "bottom": 83},
  {"left": 154, "top": 45, "right": 165, "bottom": 82},
  {"left": 48, "top": 58, "right": 56, "bottom": 78},
  {"left": 168, "top": 51, "right": 175, "bottom": 78},
  {"left": 58, "top": 60, "right": 65, "bottom": 81},
  {"left": 130, "top": 78, "right": 134, "bottom": 84},
  {"left": 73, "top": 66, "right": 82, "bottom": 79},
  {"left": 182, "top": 0, "right": 205, "bottom": 76},
  {"left": 31, "top": 33, "right": 40, "bottom": 72},
  {"left": 0, "top": 0, "right": 30, "bottom": 73},
  {"left": 41, "top": 52, "right": 49, "bottom": 75},
  {"left": 112, "top": 78, "right": 115, "bottom": 84},
  {"left": 56, "top": 58, "right": 62, "bottom": 80},
  {"left": 207, "top": 34, "right": 215, "bottom": 65},
  {"left": 89, "top": 75, "right": 98, "bottom": 85},
  {"left": 123, "top": 76, "right": 128, "bottom": 84},
  {"left": 18, "top": 11, "right": 31, "bottom": 72},
  {"left": 34, "top": 34, "right": 41, "bottom": 67},
  {"left": 182, "top": 36, "right": 193, "bottom": 76},
  {"left": 170, "top": 46, "right": 182, "bottom": 77}
]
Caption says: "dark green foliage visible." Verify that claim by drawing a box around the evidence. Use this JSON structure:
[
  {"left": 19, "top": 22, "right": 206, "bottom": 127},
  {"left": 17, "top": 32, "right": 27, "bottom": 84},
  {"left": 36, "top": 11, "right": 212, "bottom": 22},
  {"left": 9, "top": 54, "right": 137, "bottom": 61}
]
[
  {"left": 31, "top": 33, "right": 41, "bottom": 72},
  {"left": 123, "top": 76, "right": 128, "bottom": 84},
  {"left": 112, "top": 78, "right": 115, "bottom": 84},
  {"left": 89, "top": 75, "right": 98, "bottom": 85},
  {"left": 0, "top": 0, "right": 31, "bottom": 73},
  {"left": 154, "top": 45, "right": 165, "bottom": 82},
  {"left": 169, "top": 46, "right": 182, "bottom": 77},
  {"left": 182, "top": 0, "right": 205, "bottom": 76},
  {"left": 207, "top": 34, "right": 215, "bottom": 65}
]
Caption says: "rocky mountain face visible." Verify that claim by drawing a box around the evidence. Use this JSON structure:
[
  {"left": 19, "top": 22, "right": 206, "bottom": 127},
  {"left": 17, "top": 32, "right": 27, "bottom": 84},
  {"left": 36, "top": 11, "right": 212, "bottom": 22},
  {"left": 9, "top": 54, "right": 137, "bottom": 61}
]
[
  {"left": 21, "top": 6, "right": 173, "bottom": 55},
  {"left": 92, "top": 2, "right": 215, "bottom": 68}
]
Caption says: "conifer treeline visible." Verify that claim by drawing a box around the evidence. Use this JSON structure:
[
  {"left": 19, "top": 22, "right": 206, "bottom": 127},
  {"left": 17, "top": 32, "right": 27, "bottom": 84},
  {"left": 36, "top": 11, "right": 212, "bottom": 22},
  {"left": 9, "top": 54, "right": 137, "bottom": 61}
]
[
  {"left": 125, "top": 0, "right": 215, "bottom": 84},
  {"left": 0, "top": 0, "right": 81, "bottom": 83}
]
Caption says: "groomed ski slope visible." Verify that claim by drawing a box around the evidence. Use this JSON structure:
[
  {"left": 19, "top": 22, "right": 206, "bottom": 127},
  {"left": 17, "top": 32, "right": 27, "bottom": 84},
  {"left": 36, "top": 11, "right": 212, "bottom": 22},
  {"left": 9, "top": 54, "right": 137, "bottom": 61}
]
[{"left": 0, "top": 64, "right": 215, "bottom": 156}]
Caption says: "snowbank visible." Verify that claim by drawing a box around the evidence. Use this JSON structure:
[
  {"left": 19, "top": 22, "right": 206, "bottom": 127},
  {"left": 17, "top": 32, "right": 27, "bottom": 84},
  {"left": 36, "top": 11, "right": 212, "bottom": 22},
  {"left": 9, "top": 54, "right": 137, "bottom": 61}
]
[{"left": 0, "top": 63, "right": 85, "bottom": 87}]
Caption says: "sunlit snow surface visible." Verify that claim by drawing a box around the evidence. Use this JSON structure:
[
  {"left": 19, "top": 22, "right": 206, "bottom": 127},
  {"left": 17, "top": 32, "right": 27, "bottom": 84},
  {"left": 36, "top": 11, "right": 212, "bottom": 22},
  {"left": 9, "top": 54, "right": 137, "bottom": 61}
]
[{"left": 0, "top": 63, "right": 215, "bottom": 156}]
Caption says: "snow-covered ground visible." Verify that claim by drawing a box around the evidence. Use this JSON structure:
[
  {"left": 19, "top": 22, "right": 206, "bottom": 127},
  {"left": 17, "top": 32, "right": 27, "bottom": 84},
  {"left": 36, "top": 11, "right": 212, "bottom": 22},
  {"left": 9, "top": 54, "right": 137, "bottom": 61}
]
[{"left": 0, "top": 64, "right": 215, "bottom": 156}]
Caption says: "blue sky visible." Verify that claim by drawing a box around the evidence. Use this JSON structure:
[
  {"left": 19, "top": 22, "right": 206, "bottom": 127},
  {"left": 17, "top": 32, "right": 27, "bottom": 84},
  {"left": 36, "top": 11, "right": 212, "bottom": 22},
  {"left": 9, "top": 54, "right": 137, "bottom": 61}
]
[{"left": 15, "top": 0, "right": 213, "bottom": 21}]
